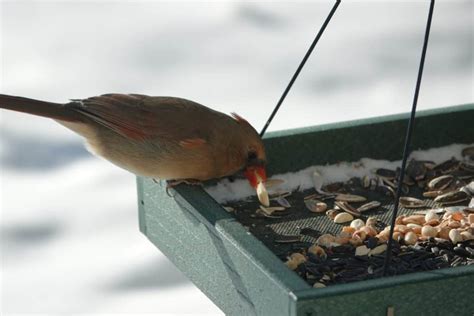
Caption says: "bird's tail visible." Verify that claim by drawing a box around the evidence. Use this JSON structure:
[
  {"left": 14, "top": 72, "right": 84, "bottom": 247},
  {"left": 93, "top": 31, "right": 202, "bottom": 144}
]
[{"left": 0, "top": 94, "right": 80, "bottom": 122}]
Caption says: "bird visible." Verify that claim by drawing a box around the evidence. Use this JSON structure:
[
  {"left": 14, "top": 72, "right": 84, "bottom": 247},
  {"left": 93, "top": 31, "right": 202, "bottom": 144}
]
[{"left": 0, "top": 93, "right": 269, "bottom": 205}]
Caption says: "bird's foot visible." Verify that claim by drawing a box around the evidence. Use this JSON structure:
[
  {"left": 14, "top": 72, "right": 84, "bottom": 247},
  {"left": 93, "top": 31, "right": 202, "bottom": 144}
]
[
  {"left": 166, "top": 179, "right": 203, "bottom": 188},
  {"left": 165, "top": 179, "right": 203, "bottom": 197}
]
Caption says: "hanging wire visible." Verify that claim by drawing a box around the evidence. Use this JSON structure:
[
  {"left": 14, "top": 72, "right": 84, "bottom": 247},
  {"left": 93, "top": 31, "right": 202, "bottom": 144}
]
[
  {"left": 259, "top": 0, "right": 341, "bottom": 137},
  {"left": 383, "top": 0, "right": 435, "bottom": 276}
]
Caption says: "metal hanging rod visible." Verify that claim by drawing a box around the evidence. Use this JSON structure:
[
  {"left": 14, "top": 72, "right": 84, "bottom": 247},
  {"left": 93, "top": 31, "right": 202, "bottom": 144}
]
[
  {"left": 383, "top": 0, "right": 436, "bottom": 276},
  {"left": 259, "top": 0, "right": 341, "bottom": 137}
]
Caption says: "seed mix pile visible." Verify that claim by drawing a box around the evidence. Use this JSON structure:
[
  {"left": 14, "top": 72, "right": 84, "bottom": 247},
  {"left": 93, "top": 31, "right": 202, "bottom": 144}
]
[{"left": 224, "top": 146, "right": 474, "bottom": 288}]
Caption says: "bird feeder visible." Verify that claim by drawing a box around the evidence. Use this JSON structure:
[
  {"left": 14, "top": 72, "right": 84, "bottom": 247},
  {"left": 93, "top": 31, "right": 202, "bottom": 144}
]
[{"left": 137, "top": 104, "right": 474, "bottom": 315}]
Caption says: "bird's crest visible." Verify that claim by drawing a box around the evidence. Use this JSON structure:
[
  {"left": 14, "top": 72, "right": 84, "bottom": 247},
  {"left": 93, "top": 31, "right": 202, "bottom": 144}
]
[{"left": 231, "top": 112, "right": 249, "bottom": 124}]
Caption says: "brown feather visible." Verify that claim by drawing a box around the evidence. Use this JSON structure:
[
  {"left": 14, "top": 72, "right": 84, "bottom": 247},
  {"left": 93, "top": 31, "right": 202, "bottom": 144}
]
[
  {"left": 69, "top": 94, "right": 232, "bottom": 142},
  {"left": 179, "top": 138, "right": 207, "bottom": 148},
  {"left": 1, "top": 93, "right": 266, "bottom": 181}
]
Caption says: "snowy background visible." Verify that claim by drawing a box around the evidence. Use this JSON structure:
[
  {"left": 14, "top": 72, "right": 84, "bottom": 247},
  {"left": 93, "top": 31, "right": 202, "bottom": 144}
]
[{"left": 1, "top": 0, "right": 472, "bottom": 314}]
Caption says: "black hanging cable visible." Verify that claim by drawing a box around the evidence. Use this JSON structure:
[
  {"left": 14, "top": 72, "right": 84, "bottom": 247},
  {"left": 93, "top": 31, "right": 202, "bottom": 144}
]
[
  {"left": 259, "top": 0, "right": 341, "bottom": 137},
  {"left": 383, "top": 0, "right": 435, "bottom": 276}
]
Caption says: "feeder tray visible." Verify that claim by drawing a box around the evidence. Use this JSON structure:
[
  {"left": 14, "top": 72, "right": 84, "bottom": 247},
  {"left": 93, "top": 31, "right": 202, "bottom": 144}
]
[
  {"left": 224, "top": 180, "right": 458, "bottom": 259},
  {"left": 137, "top": 104, "right": 474, "bottom": 315}
]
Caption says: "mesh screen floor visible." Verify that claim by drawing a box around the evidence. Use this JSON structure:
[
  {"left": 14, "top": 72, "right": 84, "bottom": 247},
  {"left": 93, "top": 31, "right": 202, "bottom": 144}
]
[{"left": 226, "top": 180, "right": 468, "bottom": 259}]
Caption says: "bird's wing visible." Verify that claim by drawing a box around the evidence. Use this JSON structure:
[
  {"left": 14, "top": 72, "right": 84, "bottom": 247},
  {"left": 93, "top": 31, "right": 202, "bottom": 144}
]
[{"left": 69, "top": 94, "right": 227, "bottom": 143}]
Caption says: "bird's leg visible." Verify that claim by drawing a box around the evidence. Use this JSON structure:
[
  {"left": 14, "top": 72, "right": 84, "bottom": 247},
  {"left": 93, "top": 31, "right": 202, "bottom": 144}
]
[{"left": 165, "top": 186, "right": 176, "bottom": 198}]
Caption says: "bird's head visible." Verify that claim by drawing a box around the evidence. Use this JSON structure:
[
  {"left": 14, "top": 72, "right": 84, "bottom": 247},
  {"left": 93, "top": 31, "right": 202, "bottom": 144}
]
[{"left": 231, "top": 113, "right": 269, "bottom": 206}]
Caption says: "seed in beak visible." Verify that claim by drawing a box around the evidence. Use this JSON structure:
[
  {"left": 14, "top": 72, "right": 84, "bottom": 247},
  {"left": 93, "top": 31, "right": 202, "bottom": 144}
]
[
  {"left": 244, "top": 165, "right": 268, "bottom": 206},
  {"left": 257, "top": 182, "right": 270, "bottom": 207}
]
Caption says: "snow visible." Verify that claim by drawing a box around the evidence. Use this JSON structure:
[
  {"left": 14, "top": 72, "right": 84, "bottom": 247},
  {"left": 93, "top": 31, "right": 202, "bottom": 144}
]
[
  {"left": 1, "top": 1, "right": 472, "bottom": 315},
  {"left": 206, "top": 143, "right": 473, "bottom": 204}
]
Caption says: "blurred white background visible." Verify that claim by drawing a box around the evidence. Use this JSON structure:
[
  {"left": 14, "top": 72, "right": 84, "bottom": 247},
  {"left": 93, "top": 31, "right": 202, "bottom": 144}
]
[{"left": 1, "top": 0, "right": 472, "bottom": 314}]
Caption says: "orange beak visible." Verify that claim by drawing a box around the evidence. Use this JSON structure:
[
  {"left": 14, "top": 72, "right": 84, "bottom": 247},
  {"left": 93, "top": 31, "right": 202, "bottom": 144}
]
[
  {"left": 244, "top": 165, "right": 269, "bottom": 206},
  {"left": 244, "top": 165, "right": 267, "bottom": 188}
]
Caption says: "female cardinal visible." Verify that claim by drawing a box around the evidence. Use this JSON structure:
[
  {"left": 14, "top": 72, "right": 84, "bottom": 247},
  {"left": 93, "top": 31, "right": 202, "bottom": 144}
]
[{"left": 0, "top": 93, "right": 268, "bottom": 204}]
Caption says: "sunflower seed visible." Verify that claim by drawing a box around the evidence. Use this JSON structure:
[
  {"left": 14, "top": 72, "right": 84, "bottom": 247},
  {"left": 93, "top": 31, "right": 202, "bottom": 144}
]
[
  {"left": 270, "top": 191, "right": 292, "bottom": 199},
  {"left": 423, "top": 190, "right": 443, "bottom": 198},
  {"left": 334, "top": 212, "right": 354, "bottom": 224},
  {"left": 275, "top": 235, "right": 302, "bottom": 243},
  {"left": 259, "top": 205, "right": 285, "bottom": 215},
  {"left": 265, "top": 178, "right": 285, "bottom": 188},
  {"left": 434, "top": 190, "right": 469, "bottom": 205},
  {"left": 413, "top": 208, "right": 445, "bottom": 215},
  {"left": 254, "top": 210, "right": 283, "bottom": 219},
  {"left": 399, "top": 196, "right": 427, "bottom": 208},
  {"left": 369, "top": 244, "right": 387, "bottom": 256},
  {"left": 335, "top": 194, "right": 367, "bottom": 203},
  {"left": 257, "top": 182, "right": 270, "bottom": 207},
  {"left": 355, "top": 245, "right": 370, "bottom": 256},
  {"left": 275, "top": 196, "right": 291, "bottom": 208},
  {"left": 357, "top": 201, "right": 381, "bottom": 212},
  {"left": 428, "top": 175, "right": 454, "bottom": 191},
  {"left": 305, "top": 199, "right": 328, "bottom": 213},
  {"left": 335, "top": 201, "right": 361, "bottom": 217},
  {"left": 433, "top": 158, "right": 459, "bottom": 174},
  {"left": 377, "top": 184, "right": 396, "bottom": 197}
]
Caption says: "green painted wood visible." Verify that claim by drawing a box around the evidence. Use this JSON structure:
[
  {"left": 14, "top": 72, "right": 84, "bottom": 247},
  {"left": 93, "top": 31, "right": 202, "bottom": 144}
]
[
  {"left": 138, "top": 178, "right": 255, "bottom": 315},
  {"left": 137, "top": 178, "right": 307, "bottom": 315},
  {"left": 264, "top": 103, "right": 474, "bottom": 175},
  {"left": 294, "top": 266, "right": 474, "bottom": 316},
  {"left": 137, "top": 104, "right": 474, "bottom": 315}
]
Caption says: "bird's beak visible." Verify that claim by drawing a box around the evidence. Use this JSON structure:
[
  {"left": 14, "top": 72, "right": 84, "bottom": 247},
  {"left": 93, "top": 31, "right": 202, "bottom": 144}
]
[{"left": 244, "top": 165, "right": 269, "bottom": 206}]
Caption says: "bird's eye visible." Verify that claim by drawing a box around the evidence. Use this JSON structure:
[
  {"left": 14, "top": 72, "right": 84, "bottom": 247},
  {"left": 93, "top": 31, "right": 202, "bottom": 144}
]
[{"left": 247, "top": 151, "right": 257, "bottom": 161}]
